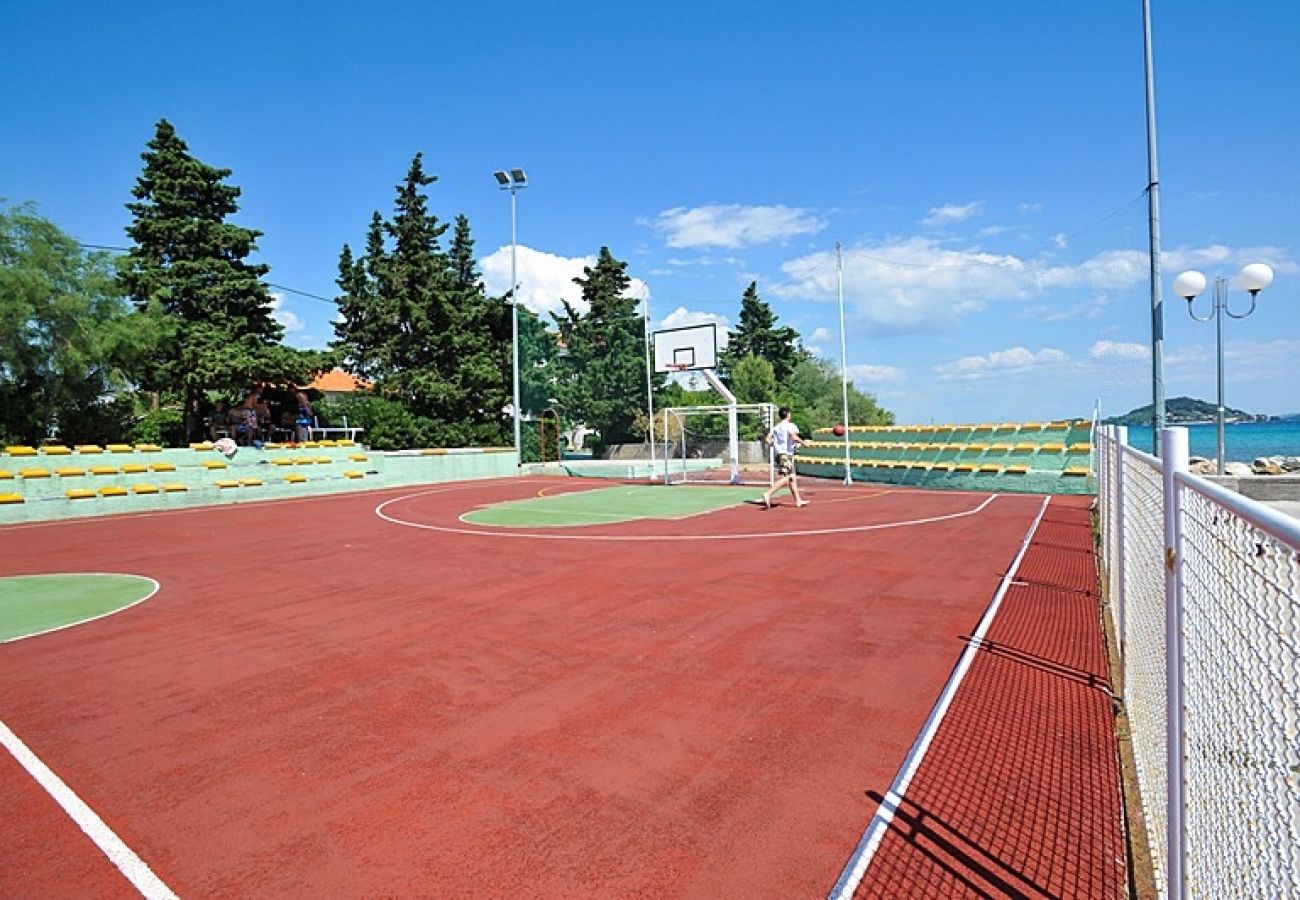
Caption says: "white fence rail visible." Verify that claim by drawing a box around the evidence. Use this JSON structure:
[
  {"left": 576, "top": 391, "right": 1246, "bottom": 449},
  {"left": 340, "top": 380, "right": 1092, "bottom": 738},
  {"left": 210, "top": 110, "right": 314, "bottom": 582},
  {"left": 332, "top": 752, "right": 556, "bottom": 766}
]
[{"left": 1096, "top": 425, "right": 1300, "bottom": 899}]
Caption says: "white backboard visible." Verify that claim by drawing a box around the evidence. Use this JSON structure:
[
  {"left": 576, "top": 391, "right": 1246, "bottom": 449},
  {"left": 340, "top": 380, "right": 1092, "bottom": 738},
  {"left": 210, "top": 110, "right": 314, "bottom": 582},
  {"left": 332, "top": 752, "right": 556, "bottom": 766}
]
[{"left": 653, "top": 323, "right": 719, "bottom": 373}]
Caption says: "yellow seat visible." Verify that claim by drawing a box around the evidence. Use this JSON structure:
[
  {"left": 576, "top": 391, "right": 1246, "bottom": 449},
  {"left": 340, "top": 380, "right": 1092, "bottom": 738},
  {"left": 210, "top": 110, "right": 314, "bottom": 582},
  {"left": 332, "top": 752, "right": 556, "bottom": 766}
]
[
  {"left": 202, "top": 460, "right": 227, "bottom": 470},
  {"left": 90, "top": 465, "right": 120, "bottom": 475},
  {"left": 1068, "top": 442, "right": 1092, "bottom": 453},
  {"left": 0, "top": 492, "right": 24, "bottom": 504},
  {"left": 284, "top": 474, "right": 307, "bottom": 483},
  {"left": 134, "top": 443, "right": 162, "bottom": 452},
  {"left": 6, "top": 445, "right": 39, "bottom": 456},
  {"left": 1006, "top": 465, "right": 1030, "bottom": 474},
  {"left": 1063, "top": 466, "right": 1090, "bottom": 477},
  {"left": 161, "top": 483, "right": 188, "bottom": 492},
  {"left": 214, "top": 479, "right": 240, "bottom": 488},
  {"left": 42, "top": 445, "right": 72, "bottom": 455},
  {"left": 315, "top": 456, "right": 332, "bottom": 464},
  {"left": 967, "top": 443, "right": 989, "bottom": 452},
  {"left": 190, "top": 442, "right": 214, "bottom": 451},
  {"left": 343, "top": 470, "right": 364, "bottom": 479},
  {"left": 121, "top": 463, "right": 148, "bottom": 474},
  {"left": 1044, "top": 422, "right": 1070, "bottom": 431},
  {"left": 20, "top": 467, "right": 51, "bottom": 478},
  {"left": 150, "top": 462, "right": 177, "bottom": 472},
  {"left": 106, "top": 444, "right": 134, "bottom": 453},
  {"left": 955, "top": 463, "right": 978, "bottom": 472},
  {"left": 56, "top": 467, "right": 87, "bottom": 477},
  {"left": 133, "top": 484, "right": 160, "bottom": 494},
  {"left": 98, "top": 486, "right": 128, "bottom": 497},
  {"left": 1014, "top": 443, "right": 1037, "bottom": 452},
  {"left": 66, "top": 488, "right": 96, "bottom": 499},
  {"left": 0, "top": 470, "right": 13, "bottom": 479},
  {"left": 933, "top": 462, "right": 956, "bottom": 471},
  {"left": 338, "top": 439, "right": 356, "bottom": 446},
  {"left": 318, "top": 439, "right": 338, "bottom": 447},
  {"left": 75, "top": 444, "right": 104, "bottom": 454},
  {"left": 272, "top": 458, "right": 294, "bottom": 466},
  {"left": 978, "top": 464, "right": 1002, "bottom": 473},
  {"left": 1040, "top": 443, "right": 1066, "bottom": 453},
  {"left": 988, "top": 443, "right": 1013, "bottom": 453},
  {"left": 239, "top": 478, "right": 263, "bottom": 487}
]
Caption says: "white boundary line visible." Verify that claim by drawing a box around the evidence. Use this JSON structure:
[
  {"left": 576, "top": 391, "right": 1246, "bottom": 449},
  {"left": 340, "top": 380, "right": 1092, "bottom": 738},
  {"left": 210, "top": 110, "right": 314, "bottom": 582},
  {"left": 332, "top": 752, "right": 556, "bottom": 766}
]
[
  {"left": 0, "top": 719, "right": 177, "bottom": 898},
  {"left": 378, "top": 483, "right": 1004, "bottom": 542},
  {"left": 1, "top": 573, "right": 161, "bottom": 644},
  {"left": 828, "top": 494, "right": 1051, "bottom": 899}
]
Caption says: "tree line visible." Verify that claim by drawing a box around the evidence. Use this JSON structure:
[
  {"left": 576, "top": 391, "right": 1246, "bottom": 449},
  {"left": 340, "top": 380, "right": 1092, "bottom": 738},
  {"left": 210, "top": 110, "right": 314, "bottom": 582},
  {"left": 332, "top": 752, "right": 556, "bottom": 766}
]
[{"left": 1, "top": 118, "right": 893, "bottom": 451}]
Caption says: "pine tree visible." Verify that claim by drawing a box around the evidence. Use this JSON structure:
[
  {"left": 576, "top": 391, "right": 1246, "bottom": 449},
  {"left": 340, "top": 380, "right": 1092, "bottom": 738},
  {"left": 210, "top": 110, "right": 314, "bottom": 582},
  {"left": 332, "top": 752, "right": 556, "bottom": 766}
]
[
  {"left": 552, "top": 247, "right": 655, "bottom": 446},
  {"left": 117, "top": 119, "right": 293, "bottom": 437},
  {"left": 332, "top": 155, "right": 515, "bottom": 445},
  {"left": 719, "top": 281, "right": 803, "bottom": 383}
]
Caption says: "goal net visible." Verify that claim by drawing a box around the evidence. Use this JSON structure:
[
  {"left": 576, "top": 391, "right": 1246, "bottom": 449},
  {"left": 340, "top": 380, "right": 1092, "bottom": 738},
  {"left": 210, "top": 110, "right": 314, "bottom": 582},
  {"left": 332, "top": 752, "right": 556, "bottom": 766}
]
[{"left": 660, "top": 403, "right": 776, "bottom": 486}]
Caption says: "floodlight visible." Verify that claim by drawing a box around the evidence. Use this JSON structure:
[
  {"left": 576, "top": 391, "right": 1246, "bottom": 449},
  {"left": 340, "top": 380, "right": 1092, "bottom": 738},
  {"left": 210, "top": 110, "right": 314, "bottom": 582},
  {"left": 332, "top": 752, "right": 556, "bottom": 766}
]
[
  {"left": 493, "top": 170, "right": 510, "bottom": 186},
  {"left": 510, "top": 168, "right": 527, "bottom": 185}
]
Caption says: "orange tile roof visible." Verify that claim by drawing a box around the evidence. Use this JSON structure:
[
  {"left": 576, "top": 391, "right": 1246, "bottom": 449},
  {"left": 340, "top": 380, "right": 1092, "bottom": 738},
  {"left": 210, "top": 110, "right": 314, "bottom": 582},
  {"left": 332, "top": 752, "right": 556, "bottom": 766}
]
[{"left": 308, "top": 368, "right": 371, "bottom": 393}]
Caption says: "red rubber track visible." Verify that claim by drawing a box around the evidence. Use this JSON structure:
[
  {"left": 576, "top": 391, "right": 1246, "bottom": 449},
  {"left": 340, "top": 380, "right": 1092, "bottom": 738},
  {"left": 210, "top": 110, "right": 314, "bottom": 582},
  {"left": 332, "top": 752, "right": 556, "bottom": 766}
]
[
  {"left": 0, "top": 480, "right": 1088, "bottom": 897},
  {"left": 855, "top": 495, "right": 1128, "bottom": 898}
]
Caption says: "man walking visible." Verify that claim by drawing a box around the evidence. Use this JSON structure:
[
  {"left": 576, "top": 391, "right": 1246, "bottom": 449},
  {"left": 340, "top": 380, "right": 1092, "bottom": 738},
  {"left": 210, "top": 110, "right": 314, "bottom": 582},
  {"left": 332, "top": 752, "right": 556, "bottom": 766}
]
[{"left": 761, "top": 406, "right": 808, "bottom": 509}]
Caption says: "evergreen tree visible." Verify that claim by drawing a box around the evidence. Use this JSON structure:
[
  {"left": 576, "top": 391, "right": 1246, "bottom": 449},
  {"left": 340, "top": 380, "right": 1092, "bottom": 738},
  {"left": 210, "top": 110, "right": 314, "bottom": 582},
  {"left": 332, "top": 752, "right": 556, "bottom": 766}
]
[
  {"left": 719, "top": 281, "right": 803, "bottom": 382},
  {"left": 552, "top": 247, "right": 656, "bottom": 446},
  {"left": 116, "top": 119, "right": 295, "bottom": 437},
  {"left": 332, "top": 155, "right": 514, "bottom": 445}
]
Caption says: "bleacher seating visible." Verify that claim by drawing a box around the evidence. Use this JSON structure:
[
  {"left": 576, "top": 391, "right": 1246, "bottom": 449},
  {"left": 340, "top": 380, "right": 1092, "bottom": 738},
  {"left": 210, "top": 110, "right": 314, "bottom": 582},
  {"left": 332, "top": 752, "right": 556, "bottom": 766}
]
[{"left": 797, "top": 419, "right": 1094, "bottom": 494}]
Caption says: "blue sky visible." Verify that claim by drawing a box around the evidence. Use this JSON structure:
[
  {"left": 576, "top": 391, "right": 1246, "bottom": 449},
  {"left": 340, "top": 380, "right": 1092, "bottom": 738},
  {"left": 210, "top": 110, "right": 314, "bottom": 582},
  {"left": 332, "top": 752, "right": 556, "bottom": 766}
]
[{"left": 4, "top": 1, "right": 1296, "bottom": 422}]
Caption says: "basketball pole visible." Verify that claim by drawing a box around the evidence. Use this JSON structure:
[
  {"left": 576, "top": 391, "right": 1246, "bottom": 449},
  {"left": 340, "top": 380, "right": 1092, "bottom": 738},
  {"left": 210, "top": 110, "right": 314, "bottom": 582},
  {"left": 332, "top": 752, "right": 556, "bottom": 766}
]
[{"left": 836, "top": 242, "right": 852, "bottom": 485}]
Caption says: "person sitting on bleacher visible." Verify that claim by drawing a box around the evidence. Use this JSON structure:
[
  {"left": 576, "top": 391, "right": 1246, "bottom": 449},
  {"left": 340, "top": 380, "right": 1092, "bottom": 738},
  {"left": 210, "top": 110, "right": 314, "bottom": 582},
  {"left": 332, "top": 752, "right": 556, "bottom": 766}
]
[{"left": 208, "top": 401, "right": 232, "bottom": 441}]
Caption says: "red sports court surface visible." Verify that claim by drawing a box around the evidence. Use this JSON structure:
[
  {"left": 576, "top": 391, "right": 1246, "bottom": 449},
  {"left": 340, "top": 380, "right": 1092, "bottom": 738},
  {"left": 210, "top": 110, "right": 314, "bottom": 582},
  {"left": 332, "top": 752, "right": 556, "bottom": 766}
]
[{"left": 0, "top": 479, "right": 1125, "bottom": 897}]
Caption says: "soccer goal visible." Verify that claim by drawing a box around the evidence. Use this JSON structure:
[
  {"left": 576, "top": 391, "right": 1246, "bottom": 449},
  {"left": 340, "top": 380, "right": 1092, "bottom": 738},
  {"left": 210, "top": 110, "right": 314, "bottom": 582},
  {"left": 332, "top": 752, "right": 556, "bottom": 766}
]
[{"left": 660, "top": 403, "right": 776, "bottom": 486}]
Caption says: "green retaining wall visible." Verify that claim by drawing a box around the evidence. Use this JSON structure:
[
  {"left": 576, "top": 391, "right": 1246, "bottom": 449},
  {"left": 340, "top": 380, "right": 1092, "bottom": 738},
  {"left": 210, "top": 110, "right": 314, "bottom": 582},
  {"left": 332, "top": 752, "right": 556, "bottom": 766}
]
[{"left": 0, "top": 444, "right": 517, "bottom": 524}]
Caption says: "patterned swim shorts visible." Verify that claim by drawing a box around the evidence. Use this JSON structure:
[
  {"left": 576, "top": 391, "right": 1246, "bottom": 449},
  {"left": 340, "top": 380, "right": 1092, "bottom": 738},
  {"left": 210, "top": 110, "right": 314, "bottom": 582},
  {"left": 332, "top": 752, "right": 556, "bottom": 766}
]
[{"left": 776, "top": 453, "right": 794, "bottom": 476}]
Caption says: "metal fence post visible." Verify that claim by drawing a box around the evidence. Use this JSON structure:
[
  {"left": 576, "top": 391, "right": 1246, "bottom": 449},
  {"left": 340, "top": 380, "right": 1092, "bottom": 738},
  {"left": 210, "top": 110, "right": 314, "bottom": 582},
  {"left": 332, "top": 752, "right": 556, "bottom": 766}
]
[{"left": 1161, "top": 426, "right": 1189, "bottom": 899}]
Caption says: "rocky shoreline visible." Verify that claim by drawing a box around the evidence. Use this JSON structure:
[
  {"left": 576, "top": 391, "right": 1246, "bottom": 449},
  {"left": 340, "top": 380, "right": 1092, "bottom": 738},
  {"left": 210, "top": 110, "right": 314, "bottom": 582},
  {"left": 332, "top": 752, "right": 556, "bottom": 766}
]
[{"left": 1189, "top": 455, "right": 1300, "bottom": 477}]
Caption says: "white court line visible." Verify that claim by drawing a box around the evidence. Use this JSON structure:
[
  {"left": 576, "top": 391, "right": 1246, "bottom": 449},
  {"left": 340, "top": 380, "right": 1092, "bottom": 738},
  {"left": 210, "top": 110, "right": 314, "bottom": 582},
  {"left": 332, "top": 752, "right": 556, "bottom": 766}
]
[
  {"left": 378, "top": 483, "right": 1003, "bottom": 541},
  {"left": 828, "top": 494, "right": 1051, "bottom": 899},
  {"left": 0, "top": 719, "right": 176, "bottom": 899},
  {"left": 0, "top": 573, "right": 160, "bottom": 645}
]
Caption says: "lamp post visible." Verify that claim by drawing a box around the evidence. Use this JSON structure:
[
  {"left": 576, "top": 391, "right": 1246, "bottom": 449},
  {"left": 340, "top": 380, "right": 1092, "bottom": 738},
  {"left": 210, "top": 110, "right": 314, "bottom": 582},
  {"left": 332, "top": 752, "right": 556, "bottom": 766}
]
[
  {"left": 494, "top": 168, "right": 528, "bottom": 464},
  {"left": 1172, "top": 263, "right": 1274, "bottom": 475}
]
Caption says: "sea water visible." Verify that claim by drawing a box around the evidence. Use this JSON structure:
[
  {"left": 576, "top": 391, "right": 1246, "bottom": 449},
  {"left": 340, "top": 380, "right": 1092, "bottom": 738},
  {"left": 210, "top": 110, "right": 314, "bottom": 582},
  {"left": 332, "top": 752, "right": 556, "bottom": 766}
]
[{"left": 1123, "top": 420, "right": 1300, "bottom": 462}]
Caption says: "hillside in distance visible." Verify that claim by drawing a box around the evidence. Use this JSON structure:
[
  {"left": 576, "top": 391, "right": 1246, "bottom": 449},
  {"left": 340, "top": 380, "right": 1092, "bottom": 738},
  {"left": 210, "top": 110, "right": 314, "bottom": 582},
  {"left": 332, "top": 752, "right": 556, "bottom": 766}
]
[{"left": 1104, "top": 396, "right": 1269, "bottom": 426}]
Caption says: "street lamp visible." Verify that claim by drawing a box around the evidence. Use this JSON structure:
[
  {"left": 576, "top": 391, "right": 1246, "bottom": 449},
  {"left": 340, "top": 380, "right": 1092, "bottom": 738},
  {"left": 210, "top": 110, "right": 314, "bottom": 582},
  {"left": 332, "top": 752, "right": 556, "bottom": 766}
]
[
  {"left": 1172, "top": 262, "right": 1274, "bottom": 475},
  {"left": 494, "top": 168, "right": 528, "bottom": 464}
]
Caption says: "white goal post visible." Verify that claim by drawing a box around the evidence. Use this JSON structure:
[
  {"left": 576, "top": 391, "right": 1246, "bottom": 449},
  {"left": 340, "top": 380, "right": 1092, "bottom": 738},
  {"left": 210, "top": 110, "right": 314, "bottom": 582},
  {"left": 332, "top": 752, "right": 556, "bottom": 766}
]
[{"left": 660, "top": 403, "right": 777, "bottom": 486}]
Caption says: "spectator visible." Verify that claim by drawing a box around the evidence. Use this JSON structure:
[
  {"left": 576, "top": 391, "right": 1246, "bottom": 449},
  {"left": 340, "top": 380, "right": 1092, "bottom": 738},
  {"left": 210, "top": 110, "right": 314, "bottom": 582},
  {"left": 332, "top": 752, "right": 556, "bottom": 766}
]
[
  {"left": 208, "top": 401, "right": 232, "bottom": 441},
  {"left": 254, "top": 393, "right": 272, "bottom": 442},
  {"left": 294, "top": 390, "right": 314, "bottom": 443}
]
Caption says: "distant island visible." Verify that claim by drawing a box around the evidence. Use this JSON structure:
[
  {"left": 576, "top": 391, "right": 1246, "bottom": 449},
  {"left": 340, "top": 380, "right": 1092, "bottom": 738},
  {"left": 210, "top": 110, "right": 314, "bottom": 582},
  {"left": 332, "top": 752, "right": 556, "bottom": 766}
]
[{"left": 1104, "top": 396, "right": 1272, "bottom": 427}]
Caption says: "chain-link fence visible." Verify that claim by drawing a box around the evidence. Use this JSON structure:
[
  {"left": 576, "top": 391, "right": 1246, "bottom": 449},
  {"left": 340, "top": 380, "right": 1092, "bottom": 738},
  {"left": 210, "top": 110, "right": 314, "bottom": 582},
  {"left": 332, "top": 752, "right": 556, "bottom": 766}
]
[{"left": 1096, "top": 425, "right": 1300, "bottom": 898}]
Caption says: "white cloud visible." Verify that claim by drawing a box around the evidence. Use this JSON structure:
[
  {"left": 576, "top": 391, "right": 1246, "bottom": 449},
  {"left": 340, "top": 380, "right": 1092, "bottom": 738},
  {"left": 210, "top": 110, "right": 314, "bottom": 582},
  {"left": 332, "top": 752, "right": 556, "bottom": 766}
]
[
  {"left": 770, "top": 238, "right": 1296, "bottom": 335},
  {"left": 810, "top": 327, "right": 833, "bottom": 343},
  {"left": 480, "top": 245, "right": 650, "bottom": 318},
  {"left": 934, "top": 346, "right": 1070, "bottom": 382},
  {"left": 1019, "top": 202, "right": 1044, "bottom": 215},
  {"left": 268, "top": 293, "right": 304, "bottom": 333},
  {"left": 920, "top": 201, "right": 984, "bottom": 227},
  {"left": 655, "top": 306, "right": 730, "bottom": 347},
  {"left": 649, "top": 204, "right": 826, "bottom": 249},
  {"left": 1090, "top": 340, "right": 1150, "bottom": 362},
  {"left": 1160, "top": 245, "right": 1300, "bottom": 277},
  {"left": 846, "top": 363, "right": 907, "bottom": 384}
]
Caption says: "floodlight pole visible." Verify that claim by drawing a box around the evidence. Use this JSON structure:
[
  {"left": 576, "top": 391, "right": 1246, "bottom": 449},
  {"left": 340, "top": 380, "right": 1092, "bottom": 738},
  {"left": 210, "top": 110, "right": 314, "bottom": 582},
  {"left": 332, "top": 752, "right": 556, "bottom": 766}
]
[
  {"left": 1142, "top": 0, "right": 1166, "bottom": 454},
  {"left": 643, "top": 296, "right": 657, "bottom": 476},
  {"left": 495, "top": 169, "right": 528, "bottom": 465},
  {"left": 836, "top": 242, "right": 852, "bottom": 485}
]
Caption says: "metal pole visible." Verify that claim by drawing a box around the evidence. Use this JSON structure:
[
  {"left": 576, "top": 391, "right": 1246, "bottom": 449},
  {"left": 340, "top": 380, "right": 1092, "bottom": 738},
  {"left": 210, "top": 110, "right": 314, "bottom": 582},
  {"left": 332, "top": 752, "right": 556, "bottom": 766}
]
[
  {"left": 836, "top": 242, "right": 852, "bottom": 485},
  {"left": 1214, "top": 277, "right": 1226, "bottom": 475},
  {"left": 1161, "top": 426, "right": 1189, "bottom": 899},
  {"left": 1114, "top": 425, "right": 1128, "bottom": 657},
  {"left": 1143, "top": 0, "right": 1166, "bottom": 455},
  {"left": 510, "top": 187, "right": 521, "bottom": 466},
  {"left": 644, "top": 297, "right": 657, "bottom": 478}
]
